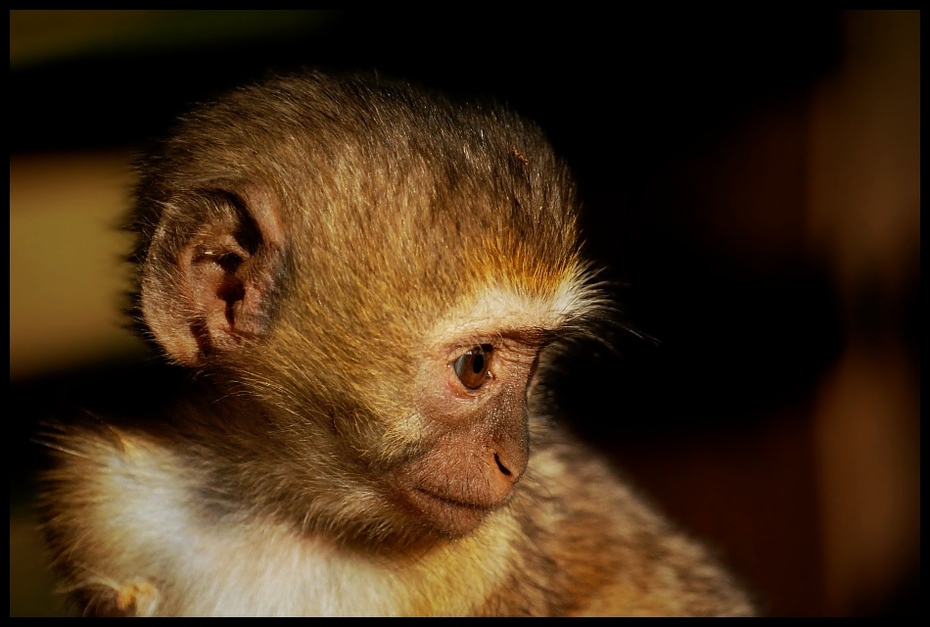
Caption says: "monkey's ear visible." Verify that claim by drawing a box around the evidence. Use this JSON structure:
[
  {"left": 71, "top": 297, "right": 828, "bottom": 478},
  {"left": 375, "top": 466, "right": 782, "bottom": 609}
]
[{"left": 139, "top": 186, "right": 286, "bottom": 366}]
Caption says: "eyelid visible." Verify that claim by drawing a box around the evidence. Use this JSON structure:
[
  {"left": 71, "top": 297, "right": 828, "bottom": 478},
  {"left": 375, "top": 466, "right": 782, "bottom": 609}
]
[{"left": 446, "top": 326, "right": 553, "bottom": 356}]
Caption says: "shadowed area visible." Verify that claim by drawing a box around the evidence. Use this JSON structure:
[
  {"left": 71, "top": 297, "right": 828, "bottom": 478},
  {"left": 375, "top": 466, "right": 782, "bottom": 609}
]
[{"left": 10, "top": 10, "right": 918, "bottom": 616}]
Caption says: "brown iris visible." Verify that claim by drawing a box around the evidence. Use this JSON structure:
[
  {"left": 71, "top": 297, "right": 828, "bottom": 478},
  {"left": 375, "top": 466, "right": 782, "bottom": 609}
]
[{"left": 453, "top": 345, "right": 493, "bottom": 389}]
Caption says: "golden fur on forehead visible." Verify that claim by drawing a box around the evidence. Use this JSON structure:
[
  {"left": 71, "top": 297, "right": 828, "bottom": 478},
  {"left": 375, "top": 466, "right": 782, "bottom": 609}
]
[{"left": 133, "top": 72, "right": 586, "bottom": 357}]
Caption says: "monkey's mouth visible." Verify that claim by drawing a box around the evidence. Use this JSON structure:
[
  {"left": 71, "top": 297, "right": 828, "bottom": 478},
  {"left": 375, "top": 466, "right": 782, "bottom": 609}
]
[
  {"left": 404, "top": 488, "right": 499, "bottom": 537},
  {"left": 416, "top": 488, "right": 496, "bottom": 510}
]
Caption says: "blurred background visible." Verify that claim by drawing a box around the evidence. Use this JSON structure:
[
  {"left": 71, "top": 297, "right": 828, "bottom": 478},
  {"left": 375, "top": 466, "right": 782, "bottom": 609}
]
[{"left": 9, "top": 10, "right": 919, "bottom": 616}]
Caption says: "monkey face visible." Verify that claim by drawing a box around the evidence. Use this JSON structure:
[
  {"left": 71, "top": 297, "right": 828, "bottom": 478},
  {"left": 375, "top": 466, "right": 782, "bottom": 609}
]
[
  {"left": 387, "top": 335, "right": 546, "bottom": 537},
  {"left": 130, "top": 72, "right": 599, "bottom": 547}
]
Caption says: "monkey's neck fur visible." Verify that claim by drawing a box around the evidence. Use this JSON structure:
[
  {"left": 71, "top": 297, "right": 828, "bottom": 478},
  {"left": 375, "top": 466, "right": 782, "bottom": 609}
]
[{"left": 45, "top": 395, "right": 751, "bottom": 616}]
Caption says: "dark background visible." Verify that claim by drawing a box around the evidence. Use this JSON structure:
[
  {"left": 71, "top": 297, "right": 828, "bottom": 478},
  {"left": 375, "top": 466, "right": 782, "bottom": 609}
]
[{"left": 10, "top": 10, "right": 919, "bottom": 616}]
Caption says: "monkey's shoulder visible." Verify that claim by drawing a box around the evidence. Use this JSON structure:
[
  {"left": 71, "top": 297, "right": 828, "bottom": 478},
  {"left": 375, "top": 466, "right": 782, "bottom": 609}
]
[
  {"left": 509, "top": 432, "right": 755, "bottom": 616},
  {"left": 41, "top": 425, "right": 199, "bottom": 615}
]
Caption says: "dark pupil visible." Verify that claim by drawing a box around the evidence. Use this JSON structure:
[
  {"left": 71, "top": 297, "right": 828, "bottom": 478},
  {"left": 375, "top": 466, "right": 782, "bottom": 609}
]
[{"left": 471, "top": 353, "right": 485, "bottom": 374}]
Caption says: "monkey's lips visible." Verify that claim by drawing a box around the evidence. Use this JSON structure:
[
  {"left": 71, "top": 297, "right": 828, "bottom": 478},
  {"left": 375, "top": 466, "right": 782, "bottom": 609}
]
[{"left": 403, "top": 487, "right": 503, "bottom": 537}]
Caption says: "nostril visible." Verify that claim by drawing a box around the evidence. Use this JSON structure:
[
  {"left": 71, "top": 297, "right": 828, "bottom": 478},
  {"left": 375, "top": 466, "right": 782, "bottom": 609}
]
[{"left": 494, "top": 453, "right": 512, "bottom": 476}]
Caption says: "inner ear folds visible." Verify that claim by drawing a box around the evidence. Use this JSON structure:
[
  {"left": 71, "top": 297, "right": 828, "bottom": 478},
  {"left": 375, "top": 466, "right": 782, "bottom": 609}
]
[{"left": 140, "top": 187, "right": 286, "bottom": 366}]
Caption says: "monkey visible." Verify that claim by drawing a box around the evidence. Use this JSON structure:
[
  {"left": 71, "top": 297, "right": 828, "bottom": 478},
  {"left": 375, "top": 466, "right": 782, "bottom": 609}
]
[{"left": 39, "top": 71, "right": 754, "bottom": 617}]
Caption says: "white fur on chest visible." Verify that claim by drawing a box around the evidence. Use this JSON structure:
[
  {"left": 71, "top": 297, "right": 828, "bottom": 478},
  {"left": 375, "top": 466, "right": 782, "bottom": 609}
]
[
  {"left": 88, "top": 436, "right": 516, "bottom": 616},
  {"left": 170, "top": 521, "right": 404, "bottom": 616}
]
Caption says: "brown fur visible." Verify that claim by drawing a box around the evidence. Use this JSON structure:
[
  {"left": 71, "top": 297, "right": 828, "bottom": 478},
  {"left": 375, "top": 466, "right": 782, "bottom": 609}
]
[{"left": 40, "top": 71, "right": 753, "bottom": 616}]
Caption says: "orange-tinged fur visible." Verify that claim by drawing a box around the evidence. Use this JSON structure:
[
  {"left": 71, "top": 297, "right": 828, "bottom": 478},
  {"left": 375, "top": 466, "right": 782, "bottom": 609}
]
[
  {"left": 41, "top": 72, "right": 754, "bottom": 616},
  {"left": 44, "top": 415, "right": 753, "bottom": 616}
]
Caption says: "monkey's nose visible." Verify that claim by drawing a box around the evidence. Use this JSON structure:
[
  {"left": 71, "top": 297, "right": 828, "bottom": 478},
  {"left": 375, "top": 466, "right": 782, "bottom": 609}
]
[
  {"left": 494, "top": 453, "right": 513, "bottom": 476},
  {"left": 486, "top": 449, "right": 526, "bottom": 502}
]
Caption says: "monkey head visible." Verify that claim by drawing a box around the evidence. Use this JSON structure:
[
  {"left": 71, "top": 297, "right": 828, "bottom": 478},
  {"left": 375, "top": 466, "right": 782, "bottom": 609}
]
[{"left": 130, "top": 73, "right": 600, "bottom": 548}]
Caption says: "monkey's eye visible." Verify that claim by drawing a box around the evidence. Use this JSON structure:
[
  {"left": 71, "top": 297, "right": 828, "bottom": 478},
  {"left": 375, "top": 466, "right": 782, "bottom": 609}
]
[{"left": 453, "top": 345, "right": 493, "bottom": 390}]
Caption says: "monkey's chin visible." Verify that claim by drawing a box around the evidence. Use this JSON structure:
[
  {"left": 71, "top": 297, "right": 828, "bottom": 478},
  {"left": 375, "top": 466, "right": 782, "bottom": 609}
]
[{"left": 404, "top": 488, "right": 497, "bottom": 538}]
